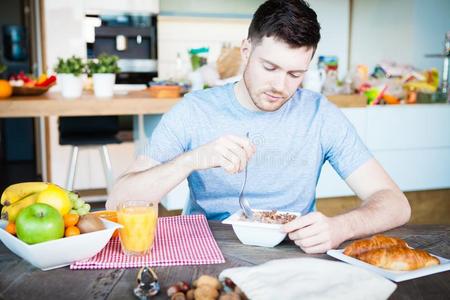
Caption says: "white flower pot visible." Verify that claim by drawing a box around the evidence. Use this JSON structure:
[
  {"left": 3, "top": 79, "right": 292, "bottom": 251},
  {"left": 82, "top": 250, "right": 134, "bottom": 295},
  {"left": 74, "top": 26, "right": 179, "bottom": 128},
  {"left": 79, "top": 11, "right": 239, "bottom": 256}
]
[
  {"left": 93, "top": 73, "right": 116, "bottom": 98},
  {"left": 58, "top": 74, "right": 83, "bottom": 99}
]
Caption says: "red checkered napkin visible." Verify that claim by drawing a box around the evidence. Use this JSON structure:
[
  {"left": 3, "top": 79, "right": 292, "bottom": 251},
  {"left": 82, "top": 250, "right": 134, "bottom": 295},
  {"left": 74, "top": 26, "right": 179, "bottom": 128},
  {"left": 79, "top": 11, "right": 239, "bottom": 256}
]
[{"left": 70, "top": 215, "right": 225, "bottom": 270}]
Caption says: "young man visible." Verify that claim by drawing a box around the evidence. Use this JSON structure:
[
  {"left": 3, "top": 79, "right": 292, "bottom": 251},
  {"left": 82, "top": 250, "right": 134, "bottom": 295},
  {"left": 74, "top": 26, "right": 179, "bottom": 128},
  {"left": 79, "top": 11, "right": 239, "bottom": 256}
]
[{"left": 106, "top": 0, "right": 410, "bottom": 253}]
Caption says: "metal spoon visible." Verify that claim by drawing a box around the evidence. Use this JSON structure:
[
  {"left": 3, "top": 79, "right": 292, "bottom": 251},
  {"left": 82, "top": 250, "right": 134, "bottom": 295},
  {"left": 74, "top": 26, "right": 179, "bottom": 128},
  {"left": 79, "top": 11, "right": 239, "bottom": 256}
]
[{"left": 239, "top": 132, "right": 254, "bottom": 220}]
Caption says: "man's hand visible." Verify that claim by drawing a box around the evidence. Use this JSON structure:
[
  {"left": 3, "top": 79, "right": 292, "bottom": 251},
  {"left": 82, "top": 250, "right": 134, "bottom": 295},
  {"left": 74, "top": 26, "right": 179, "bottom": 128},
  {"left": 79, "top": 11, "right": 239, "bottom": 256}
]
[
  {"left": 283, "top": 212, "right": 347, "bottom": 254},
  {"left": 185, "top": 134, "right": 256, "bottom": 174}
]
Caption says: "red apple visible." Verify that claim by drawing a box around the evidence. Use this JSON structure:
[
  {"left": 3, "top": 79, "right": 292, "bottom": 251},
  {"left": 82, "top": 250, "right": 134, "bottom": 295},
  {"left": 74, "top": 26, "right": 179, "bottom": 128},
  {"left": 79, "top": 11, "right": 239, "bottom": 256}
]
[{"left": 15, "top": 203, "right": 64, "bottom": 244}]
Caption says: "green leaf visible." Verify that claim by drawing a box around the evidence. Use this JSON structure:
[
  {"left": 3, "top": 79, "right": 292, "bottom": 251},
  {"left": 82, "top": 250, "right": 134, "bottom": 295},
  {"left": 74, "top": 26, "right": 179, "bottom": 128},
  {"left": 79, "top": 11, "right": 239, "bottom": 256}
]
[
  {"left": 54, "top": 56, "right": 86, "bottom": 76},
  {"left": 87, "top": 53, "right": 121, "bottom": 74}
]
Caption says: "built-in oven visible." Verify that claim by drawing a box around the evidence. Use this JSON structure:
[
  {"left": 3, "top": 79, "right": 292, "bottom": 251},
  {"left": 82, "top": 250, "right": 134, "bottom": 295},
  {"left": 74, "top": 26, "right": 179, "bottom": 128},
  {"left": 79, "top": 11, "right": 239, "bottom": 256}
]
[{"left": 85, "top": 13, "right": 158, "bottom": 84}]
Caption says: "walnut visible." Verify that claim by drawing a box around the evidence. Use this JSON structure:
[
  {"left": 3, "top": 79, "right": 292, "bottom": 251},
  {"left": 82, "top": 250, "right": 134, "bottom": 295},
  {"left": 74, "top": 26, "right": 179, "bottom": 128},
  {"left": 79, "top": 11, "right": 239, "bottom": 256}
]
[
  {"left": 196, "top": 275, "right": 222, "bottom": 290},
  {"left": 167, "top": 285, "right": 181, "bottom": 297},
  {"left": 186, "top": 289, "right": 195, "bottom": 300},
  {"left": 194, "top": 285, "right": 220, "bottom": 300},
  {"left": 171, "top": 292, "right": 186, "bottom": 300}
]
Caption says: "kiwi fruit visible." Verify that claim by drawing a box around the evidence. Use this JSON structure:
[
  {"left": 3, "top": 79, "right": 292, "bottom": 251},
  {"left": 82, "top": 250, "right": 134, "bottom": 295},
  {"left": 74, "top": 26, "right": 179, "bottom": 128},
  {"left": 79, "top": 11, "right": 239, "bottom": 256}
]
[{"left": 77, "top": 214, "right": 105, "bottom": 233}]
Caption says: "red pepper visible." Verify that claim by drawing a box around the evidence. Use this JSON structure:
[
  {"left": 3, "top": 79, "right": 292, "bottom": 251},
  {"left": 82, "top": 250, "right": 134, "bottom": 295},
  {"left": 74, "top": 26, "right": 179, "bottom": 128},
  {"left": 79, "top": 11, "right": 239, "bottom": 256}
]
[
  {"left": 17, "top": 71, "right": 32, "bottom": 83},
  {"left": 35, "top": 75, "right": 56, "bottom": 87}
]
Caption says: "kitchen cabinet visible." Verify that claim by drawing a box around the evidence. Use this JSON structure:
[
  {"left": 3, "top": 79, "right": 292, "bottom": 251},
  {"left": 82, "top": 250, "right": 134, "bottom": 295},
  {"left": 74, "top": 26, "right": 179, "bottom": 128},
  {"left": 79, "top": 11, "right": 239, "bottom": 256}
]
[
  {"left": 316, "top": 104, "right": 450, "bottom": 198},
  {"left": 163, "top": 104, "right": 450, "bottom": 209}
]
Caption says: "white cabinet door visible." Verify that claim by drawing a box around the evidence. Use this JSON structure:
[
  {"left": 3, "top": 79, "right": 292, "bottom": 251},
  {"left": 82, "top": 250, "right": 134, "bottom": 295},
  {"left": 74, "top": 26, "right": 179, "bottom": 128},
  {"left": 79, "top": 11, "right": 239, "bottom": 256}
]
[
  {"left": 366, "top": 105, "right": 450, "bottom": 150},
  {"left": 374, "top": 148, "right": 450, "bottom": 191}
]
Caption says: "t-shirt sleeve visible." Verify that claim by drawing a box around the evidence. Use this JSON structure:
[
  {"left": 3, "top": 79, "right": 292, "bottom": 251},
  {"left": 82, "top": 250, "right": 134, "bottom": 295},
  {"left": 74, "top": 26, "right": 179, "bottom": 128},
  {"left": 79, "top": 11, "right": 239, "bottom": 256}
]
[
  {"left": 320, "top": 99, "right": 372, "bottom": 179},
  {"left": 140, "top": 98, "right": 192, "bottom": 163}
]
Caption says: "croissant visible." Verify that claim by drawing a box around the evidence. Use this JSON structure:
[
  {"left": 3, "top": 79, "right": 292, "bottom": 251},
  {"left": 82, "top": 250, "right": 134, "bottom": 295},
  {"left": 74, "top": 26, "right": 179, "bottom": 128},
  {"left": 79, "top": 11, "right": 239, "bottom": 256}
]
[
  {"left": 356, "top": 246, "right": 440, "bottom": 271},
  {"left": 344, "top": 235, "right": 408, "bottom": 257}
]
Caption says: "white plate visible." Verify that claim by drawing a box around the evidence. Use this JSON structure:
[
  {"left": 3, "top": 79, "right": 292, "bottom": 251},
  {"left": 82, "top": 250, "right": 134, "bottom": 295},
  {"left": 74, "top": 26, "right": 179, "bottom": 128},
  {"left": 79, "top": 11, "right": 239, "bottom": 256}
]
[{"left": 327, "top": 249, "right": 450, "bottom": 282}]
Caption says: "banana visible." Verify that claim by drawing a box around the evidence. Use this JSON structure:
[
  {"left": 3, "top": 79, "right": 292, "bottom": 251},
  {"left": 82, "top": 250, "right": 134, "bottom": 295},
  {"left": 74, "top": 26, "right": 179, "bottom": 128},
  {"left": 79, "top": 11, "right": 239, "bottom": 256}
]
[
  {"left": 1, "top": 182, "right": 49, "bottom": 206},
  {"left": 1, "top": 193, "right": 39, "bottom": 222}
]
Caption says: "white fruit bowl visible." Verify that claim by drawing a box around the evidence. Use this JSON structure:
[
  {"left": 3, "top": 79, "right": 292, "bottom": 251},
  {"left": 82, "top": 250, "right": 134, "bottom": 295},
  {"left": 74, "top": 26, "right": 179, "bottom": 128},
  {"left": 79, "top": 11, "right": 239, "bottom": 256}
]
[
  {"left": 222, "top": 210, "right": 300, "bottom": 247},
  {"left": 0, "top": 218, "right": 121, "bottom": 271}
]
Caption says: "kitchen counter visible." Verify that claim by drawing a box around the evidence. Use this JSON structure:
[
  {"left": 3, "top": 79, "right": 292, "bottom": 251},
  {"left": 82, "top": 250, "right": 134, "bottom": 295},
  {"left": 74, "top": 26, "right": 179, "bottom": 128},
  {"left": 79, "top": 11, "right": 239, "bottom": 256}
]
[
  {"left": 0, "top": 222, "right": 448, "bottom": 299},
  {"left": 0, "top": 90, "right": 180, "bottom": 118},
  {"left": 0, "top": 92, "right": 364, "bottom": 184},
  {"left": 0, "top": 90, "right": 180, "bottom": 182},
  {"left": 1, "top": 92, "right": 447, "bottom": 193},
  {"left": 0, "top": 93, "right": 367, "bottom": 118}
]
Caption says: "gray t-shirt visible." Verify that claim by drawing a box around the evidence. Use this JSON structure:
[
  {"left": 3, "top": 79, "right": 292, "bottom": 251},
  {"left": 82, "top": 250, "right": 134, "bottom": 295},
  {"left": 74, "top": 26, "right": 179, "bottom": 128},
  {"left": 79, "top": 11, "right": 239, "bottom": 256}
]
[{"left": 145, "top": 83, "right": 372, "bottom": 220}]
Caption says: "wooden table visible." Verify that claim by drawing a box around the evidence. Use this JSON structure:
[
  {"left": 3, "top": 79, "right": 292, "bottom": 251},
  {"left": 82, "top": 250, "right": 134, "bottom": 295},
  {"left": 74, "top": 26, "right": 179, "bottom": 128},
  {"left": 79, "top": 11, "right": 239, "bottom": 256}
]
[
  {"left": 0, "top": 222, "right": 448, "bottom": 299},
  {"left": 0, "top": 91, "right": 181, "bottom": 182}
]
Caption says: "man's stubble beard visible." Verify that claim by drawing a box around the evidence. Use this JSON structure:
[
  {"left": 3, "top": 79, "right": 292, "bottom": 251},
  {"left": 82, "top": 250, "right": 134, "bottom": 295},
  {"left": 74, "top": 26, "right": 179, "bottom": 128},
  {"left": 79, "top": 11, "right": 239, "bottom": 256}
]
[{"left": 242, "top": 66, "right": 295, "bottom": 112}]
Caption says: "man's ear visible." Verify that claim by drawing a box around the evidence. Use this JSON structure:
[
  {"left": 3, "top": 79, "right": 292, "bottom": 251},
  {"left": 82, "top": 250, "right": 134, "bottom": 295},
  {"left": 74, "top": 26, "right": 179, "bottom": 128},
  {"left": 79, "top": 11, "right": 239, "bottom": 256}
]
[{"left": 240, "top": 38, "right": 252, "bottom": 64}]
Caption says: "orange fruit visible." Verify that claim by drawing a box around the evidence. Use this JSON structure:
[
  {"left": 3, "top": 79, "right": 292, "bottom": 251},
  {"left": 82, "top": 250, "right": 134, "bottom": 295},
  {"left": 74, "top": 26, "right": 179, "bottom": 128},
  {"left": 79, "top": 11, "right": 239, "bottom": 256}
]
[
  {"left": 90, "top": 210, "right": 117, "bottom": 222},
  {"left": 0, "top": 80, "right": 13, "bottom": 99},
  {"left": 90, "top": 210, "right": 119, "bottom": 238},
  {"left": 5, "top": 223, "right": 16, "bottom": 235},
  {"left": 65, "top": 226, "right": 81, "bottom": 237},
  {"left": 63, "top": 213, "right": 80, "bottom": 227}
]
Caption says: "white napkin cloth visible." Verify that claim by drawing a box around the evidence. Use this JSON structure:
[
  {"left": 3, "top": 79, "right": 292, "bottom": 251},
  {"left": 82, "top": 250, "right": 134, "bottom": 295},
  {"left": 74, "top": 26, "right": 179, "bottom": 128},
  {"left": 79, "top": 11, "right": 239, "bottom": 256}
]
[{"left": 219, "top": 258, "right": 396, "bottom": 300}]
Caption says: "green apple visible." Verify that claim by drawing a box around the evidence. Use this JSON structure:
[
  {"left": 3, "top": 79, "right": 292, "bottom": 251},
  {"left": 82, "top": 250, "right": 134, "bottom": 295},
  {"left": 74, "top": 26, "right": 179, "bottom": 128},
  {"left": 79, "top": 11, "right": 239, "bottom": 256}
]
[{"left": 15, "top": 203, "right": 64, "bottom": 244}]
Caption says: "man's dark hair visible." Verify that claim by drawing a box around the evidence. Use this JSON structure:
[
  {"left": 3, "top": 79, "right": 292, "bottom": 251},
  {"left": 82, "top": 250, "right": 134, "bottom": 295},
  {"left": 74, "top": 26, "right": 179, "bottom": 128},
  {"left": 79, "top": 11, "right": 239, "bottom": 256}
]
[{"left": 248, "top": 0, "right": 321, "bottom": 50}]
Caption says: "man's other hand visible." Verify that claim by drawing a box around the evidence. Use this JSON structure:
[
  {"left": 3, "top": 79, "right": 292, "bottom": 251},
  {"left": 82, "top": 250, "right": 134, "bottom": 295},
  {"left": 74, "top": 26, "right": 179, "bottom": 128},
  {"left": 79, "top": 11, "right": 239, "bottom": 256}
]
[{"left": 283, "top": 212, "right": 346, "bottom": 254}]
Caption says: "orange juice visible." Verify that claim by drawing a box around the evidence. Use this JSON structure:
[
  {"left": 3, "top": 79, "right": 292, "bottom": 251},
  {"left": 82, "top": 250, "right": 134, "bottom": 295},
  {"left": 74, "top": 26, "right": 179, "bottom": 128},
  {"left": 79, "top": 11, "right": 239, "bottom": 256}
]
[{"left": 117, "top": 201, "right": 158, "bottom": 256}]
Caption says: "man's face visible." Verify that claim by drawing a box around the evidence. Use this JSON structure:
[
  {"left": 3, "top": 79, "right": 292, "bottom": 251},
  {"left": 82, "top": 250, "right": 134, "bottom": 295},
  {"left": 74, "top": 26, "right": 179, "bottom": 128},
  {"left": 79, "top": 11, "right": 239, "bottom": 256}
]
[{"left": 241, "top": 36, "right": 314, "bottom": 112}]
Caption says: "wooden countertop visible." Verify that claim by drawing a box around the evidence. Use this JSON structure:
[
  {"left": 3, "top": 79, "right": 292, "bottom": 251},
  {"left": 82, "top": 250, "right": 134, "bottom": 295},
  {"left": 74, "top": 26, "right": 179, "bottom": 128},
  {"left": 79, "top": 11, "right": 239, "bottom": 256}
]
[
  {"left": 0, "top": 91, "right": 367, "bottom": 118},
  {"left": 1, "top": 91, "right": 446, "bottom": 119},
  {"left": 0, "top": 90, "right": 181, "bottom": 117},
  {"left": 0, "top": 222, "right": 448, "bottom": 299}
]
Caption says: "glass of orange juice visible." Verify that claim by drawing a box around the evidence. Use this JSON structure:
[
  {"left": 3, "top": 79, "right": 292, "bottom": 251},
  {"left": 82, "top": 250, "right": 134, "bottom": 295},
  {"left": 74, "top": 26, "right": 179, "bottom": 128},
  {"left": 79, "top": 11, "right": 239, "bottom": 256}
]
[{"left": 117, "top": 201, "right": 158, "bottom": 256}]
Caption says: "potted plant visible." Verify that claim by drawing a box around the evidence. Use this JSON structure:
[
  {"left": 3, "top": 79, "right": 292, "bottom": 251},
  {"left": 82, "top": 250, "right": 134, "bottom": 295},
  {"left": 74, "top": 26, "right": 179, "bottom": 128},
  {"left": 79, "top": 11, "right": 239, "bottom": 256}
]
[
  {"left": 87, "top": 54, "right": 120, "bottom": 98},
  {"left": 55, "top": 56, "right": 85, "bottom": 99}
]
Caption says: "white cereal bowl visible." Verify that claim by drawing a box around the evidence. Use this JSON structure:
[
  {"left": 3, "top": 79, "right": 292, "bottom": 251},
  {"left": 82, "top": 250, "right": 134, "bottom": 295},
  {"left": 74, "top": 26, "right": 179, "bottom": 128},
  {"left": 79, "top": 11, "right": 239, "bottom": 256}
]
[
  {"left": 0, "top": 218, "right": 121, "bottom": 271},
  {"left": 222, "top": 210, "right": 300, "bottom": 248}
]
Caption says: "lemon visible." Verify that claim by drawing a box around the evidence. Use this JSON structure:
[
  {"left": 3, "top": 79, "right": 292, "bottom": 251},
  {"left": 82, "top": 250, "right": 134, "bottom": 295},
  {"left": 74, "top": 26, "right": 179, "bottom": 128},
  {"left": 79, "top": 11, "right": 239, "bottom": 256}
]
[{"left": 36, "top": 184, "right": 72, "bottom": 216}]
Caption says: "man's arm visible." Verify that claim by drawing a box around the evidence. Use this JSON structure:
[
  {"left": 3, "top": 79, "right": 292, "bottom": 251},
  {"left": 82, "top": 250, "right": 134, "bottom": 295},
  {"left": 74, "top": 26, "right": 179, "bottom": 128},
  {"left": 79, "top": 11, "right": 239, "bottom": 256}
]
[
  {"left": 283, "top": 158, "right": 411, "bottom": 253},
  {"left": 106, "top": 135, "right": 256, "bottom": 210},
  {"left": 337, "top": 158, "right": 411, "bottom": 239},
  {"left": 105, "top": 154, "right": 192, "bottom": 210}
]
